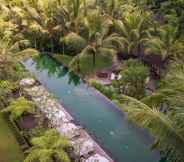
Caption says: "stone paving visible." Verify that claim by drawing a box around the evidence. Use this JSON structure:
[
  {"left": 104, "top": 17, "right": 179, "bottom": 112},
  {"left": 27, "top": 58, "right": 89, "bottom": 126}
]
[{"left": 20, "top": 78, "right": 114, "bottom": 162}]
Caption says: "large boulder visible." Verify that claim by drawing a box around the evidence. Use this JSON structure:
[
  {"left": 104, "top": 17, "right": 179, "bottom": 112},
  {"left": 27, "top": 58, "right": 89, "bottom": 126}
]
[{"left": 20, "top": 78, "right": 36, "bottom": 87}]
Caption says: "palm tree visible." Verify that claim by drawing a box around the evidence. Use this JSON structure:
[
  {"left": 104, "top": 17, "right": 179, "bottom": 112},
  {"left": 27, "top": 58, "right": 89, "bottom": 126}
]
[
  {"left": 0, "top": 80, "right": 16, "bottom": 107},
  {"left": 0, "top": 38, "right": 39, "bottom": 80},
  {"left": 8, "top": 0, "right": 87, "bottom": 51},
  {"left": 0, "top": 41, "right": 21, "bottom": 80},
  {"left": 113, "top": 9, "right": 152, "bottom": 57},
  {"left": 69, "top": 10, "right": 117, "bottom": 72},
  {"left": 2, "top": 0, "right": 62, "bottom": 51},
  {"left": 24, "top": 129, "right": 71, "bottom": 162},
  {"left": 1, "top": 97, "right": 36, "bottom": 120},
  {"left": 117, "top": 62, "right": 184, "bottom": 162},
  {"left": 145, "top": 25, "right": 178, "bottom": 60},
  {"left": 95, "top": 0, "right": 120, "bottom": 17},
  {"left": 118, "top": 94, "right": 184, "bottom": 162},
  {"left": 143, "top": 62, "right": 184, "bottom": 109},
  {"left": 107, "top": 0, "right": 119, "bottom": 17}
]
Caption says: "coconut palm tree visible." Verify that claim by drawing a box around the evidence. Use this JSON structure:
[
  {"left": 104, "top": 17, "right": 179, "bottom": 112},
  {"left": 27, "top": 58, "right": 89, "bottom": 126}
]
[
  {"left": 68, "top": 10, "right": 117, "bottom": 72},
  {"left": 118, "top": 94, "right": 184, "bottom": 162},
  {"left": 0, "top": 37, "right": 38, "bottom": 60},
  {"left": 143, "top": 63, "right": 184, "bottom": 108},
  {"left": 0, "top": 80, "right": 17, "bottom": 107},
  {"left": 145, "top": 25, "right": 179, "bottom": 60},
  {"left": 96, "top": 0, "right": 120, "bottom": 18},
  {"left": 24, "top": 129, "right": 71, "bottom": 162},
  {"left": 117, "top": 62, "right": 184, "bottom": 162},
  {"left": 113, "top": 8, "right": 152, "bottom": 57},
  {"left": 0, "top": 37, "right": 39, "bottom": 81},
  {"left": 7, "top": 0, "right": 88, "bottom": 51},
  {"left": 2, "top": 0, "right": 62, "bottom": 51}
]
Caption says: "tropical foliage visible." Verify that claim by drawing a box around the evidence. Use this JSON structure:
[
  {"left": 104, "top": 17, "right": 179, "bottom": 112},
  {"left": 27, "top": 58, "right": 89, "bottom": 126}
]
[
  {"left": 145, "top": 25, "right": 178, "bottom": 60},
  {"left": 118, "top": 94, "right": 184, "bottom": 162},
  {"left": 117, "top": 61, "right": 184, "bottom": 162},
  {"left": 1, "top": 97, "right": 36, "bottom": 120},
  {"left": 24, "top": 129, "right": 71, "bottom": 162},
  {"left": 114, "top": 59, "right": 149, "bottom": 99},
  {"left": 0, "top": 0, "right": 184, "bottom": 162},
  {"left": 0, "top": 81, "right": 17, "bottom": 107}
]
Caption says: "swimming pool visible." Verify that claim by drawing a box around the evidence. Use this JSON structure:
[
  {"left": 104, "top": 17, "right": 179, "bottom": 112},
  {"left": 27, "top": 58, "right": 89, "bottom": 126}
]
[{"left": 23, "top": 55, "right": 162, "bottom": 162}]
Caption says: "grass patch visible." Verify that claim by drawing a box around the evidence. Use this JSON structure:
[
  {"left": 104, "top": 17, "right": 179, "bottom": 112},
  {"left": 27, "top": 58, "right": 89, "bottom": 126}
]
[
  {"left": 0, "top": 114, "right": 24, "bottom": 162},
  {"left": 79, "top": 54, "right": 113, "bottom": 75},
  {"left": 52, "top": 54, "right": 113, "bottom": 75}
]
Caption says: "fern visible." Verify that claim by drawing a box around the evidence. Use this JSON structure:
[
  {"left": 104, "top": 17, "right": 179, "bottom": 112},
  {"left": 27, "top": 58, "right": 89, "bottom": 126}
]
[
  {"left": 1, "top": 97, "right": 36, "bottom": 120},
  {"left": 24, "top": 129, "right": 71, "bottom": 162}
]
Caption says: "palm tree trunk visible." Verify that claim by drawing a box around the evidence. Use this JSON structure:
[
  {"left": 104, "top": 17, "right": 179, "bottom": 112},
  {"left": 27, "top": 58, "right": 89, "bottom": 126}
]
[
  {"left": 77, "top": 58, "right": 80, "bottom": 72},
  {"left": 74, "top": 19, "right": 79, "bottom": 34},
  {"left": 34, "top": 38, "right": 37, "bottom": 49},
  {"left": 93, "top": 53, "right": 96, "bottom": 68},
  {"left": 83, "top": 0, "right": 87, "bottom": 16},
  {"left": 62, "top": 43, "right": 65, "bottom": 55},
  {"left": 51, "top": 38, "right": 54, "bottom": 53},
  {"left": 95, "top": 0, "right": 99, "bottom": 6},
  {"left": 137, "top": 44, "right": 142, "bottom": 60},
  {"left": 57, "top": 0, "right": 61, "bottom": 5}
]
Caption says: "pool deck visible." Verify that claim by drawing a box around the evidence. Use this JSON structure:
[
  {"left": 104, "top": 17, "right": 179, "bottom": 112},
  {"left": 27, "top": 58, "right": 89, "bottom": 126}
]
[{"left": 20, "top": 78, "right": 114, "bottom": 162}]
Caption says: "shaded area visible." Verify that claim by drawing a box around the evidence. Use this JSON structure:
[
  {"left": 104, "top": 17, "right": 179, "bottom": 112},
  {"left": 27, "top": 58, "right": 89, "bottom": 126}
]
[{"left": 17, "top": 114, "right": 38, "bottom": 129}]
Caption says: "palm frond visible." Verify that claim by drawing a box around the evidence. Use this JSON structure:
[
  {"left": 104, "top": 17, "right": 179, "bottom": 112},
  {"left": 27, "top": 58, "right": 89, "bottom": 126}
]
[
  {"left": 113, "top": 20, "right": 128, "bottom": 37},
  {"left": 14, "top": 48, "right": 40, "bottom": 60},
  {"left": 118, "top": 95, "right": 184, "bottom": 161},
  {"left": 56, "top": 150, "right": 71, "bottom": 162}
]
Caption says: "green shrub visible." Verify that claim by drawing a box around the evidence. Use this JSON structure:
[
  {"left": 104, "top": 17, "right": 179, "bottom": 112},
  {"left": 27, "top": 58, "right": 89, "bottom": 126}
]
[
  {"left": 60, "top": 32, "right": 87, "bottom": 56},
  {"left": 116, "top": 59, "right": 150, "bottom": 99},
  {"left": 91, "top": 81, "right": 115, "bottom": 99},
  {"left": 1, "top": 97, "right": 36, "bottom": 120}
]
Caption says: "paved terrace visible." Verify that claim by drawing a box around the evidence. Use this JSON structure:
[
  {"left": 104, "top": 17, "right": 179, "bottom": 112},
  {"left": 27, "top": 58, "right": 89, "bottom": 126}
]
[{"left": 20, "top": 78, "right": 114, "bottom": 162}]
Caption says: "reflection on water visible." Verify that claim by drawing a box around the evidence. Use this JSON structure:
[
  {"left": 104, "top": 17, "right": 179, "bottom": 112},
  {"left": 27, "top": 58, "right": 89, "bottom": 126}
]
[{"left": 34, "top": 55, "right": 81, "bottom": 86}]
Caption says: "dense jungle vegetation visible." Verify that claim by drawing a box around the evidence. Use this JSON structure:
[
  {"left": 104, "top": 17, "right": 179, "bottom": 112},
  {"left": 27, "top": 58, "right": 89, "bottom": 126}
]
[{"left": 0, "top": 0, "right": 184, "bottom": 162}]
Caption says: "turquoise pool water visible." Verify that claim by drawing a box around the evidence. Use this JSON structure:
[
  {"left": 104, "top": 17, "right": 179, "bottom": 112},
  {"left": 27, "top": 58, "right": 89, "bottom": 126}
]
[{"left": 23, "top": 55, "right": 163, "bottom": 162}]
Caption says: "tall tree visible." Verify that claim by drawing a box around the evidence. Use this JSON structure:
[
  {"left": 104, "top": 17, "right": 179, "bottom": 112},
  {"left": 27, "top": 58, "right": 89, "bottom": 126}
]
[
  {"left": 69, "top": 9, "right": 117, "bottom": 71},
  {"left": 145, "top": 25, "right": 178, "bottom": 60},
  {"left": 113, "top": 8, "right": 152, "bottom": 57}
]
